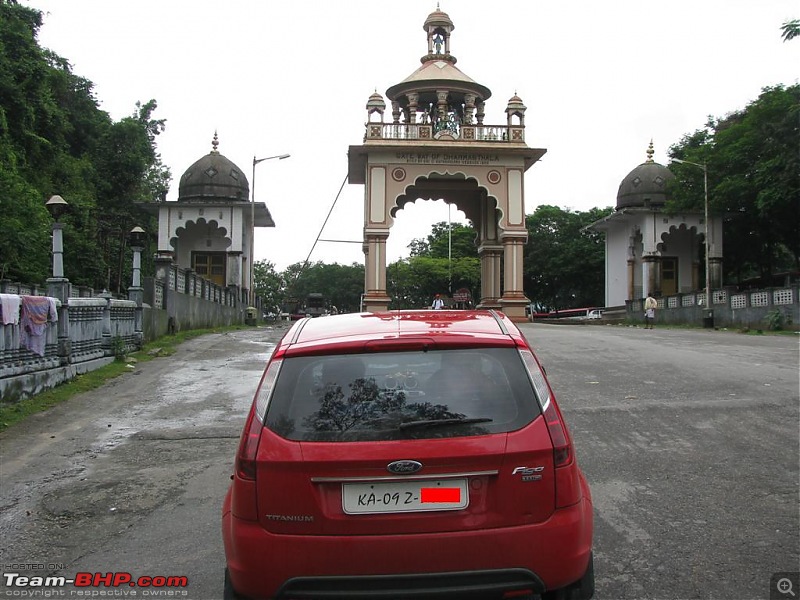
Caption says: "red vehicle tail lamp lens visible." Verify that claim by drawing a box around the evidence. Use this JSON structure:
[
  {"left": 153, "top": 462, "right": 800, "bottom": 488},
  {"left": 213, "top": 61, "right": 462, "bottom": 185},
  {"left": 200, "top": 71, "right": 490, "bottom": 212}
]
[
  {"left": 255, "top": 359, "right": 283, "bottom": 420},
  {"left": 235, "top": 360, "right": 282, "bottom": 481},
  {"left": 543, "top": 400, "right": 571, "bottom": 467},
  {"left": 518, "top": 350, "right": 573, "bottom": 467},
  {"left": 235, "top": 409, "right": 261, "bottom": 481}
]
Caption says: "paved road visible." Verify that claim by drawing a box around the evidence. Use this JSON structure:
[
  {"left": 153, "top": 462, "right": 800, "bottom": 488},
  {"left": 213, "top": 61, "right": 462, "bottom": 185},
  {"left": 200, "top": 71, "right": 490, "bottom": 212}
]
[
  {"left": 525, "top": 324, "right": 799, "bottom": 600},
  {"left": 0, "top": 321, "right": 797, "bottom": 600}
]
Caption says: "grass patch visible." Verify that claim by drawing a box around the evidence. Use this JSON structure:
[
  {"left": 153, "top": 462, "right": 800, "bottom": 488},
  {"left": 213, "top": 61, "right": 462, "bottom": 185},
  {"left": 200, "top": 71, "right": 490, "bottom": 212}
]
[{"left": 0, "top": 324, "right": 253, "bottom": 432}]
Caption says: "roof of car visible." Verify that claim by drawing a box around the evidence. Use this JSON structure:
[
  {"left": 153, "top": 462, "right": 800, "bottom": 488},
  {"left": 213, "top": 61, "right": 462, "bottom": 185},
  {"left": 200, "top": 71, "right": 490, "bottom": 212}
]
[{"left": 276, "top": 310, "right": 526, "bottom": 357}]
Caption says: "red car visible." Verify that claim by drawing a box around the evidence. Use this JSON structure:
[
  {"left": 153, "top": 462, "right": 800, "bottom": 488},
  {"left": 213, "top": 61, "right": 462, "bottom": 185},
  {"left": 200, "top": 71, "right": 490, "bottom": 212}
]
[{"left": 222, "top": 310, "right": 593, "bottom": 600}]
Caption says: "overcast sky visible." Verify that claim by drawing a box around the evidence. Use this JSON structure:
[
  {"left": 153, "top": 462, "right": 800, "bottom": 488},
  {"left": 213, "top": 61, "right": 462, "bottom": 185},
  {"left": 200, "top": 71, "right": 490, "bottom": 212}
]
[{"left": 23, "top": 0, "right": 800, "bottom": 270}]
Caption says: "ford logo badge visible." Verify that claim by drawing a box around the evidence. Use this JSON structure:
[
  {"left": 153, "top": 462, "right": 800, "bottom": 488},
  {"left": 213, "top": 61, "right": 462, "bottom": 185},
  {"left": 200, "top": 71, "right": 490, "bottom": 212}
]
[{"left": 387, "top": 460, "right": 423, "bottom": 475}]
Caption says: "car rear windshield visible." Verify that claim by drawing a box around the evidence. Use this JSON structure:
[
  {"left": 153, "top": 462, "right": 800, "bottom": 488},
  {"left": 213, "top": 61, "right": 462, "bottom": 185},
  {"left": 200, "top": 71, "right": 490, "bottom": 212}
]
[{"left": 264, "top": 348, "right": 541, "bottom": 442}]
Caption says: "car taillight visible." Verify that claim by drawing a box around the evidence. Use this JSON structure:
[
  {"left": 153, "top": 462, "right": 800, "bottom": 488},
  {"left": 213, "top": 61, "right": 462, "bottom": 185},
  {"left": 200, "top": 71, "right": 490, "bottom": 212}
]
[
  {"left": 234, "top": 359, "right": 283, "bottom": 481},
  {"left": 542, "top": 399, "right": 571, "bottom": 467},
  {"left": 519, "top": 349, "right": 582, "bottom": 508},
  {"left": 235, "top": 408, "right": 262, "bottom": 481}
]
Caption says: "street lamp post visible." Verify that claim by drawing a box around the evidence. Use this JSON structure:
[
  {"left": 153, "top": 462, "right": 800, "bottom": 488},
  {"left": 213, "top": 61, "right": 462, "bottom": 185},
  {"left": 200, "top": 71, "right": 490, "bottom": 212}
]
[
  {"left": 45, "top": 195, "right": 68, "bottom": 280},
  {"left": 250, "top": 153, "right": 290, "bottom": 306},
  {"left": 128, "top": 226, "right": 146, "bottom": 348},
  {"left": 672, "top": 158, "right": 711, "bottom": 316},
  {"left": 44, "top": 195, "right": 71, "bottom": 364}
]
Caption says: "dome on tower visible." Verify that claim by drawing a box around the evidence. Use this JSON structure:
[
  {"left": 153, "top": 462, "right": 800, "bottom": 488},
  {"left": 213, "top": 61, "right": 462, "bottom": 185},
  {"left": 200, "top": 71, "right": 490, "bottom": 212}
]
[
  {"left": 506, "top": 94, "right": 526, "bottom": 113},
  {"left": 423, "top": 6, "right": 454, "bottom": 30},
  {"left": 178, "top": 133, "right": 249, "bottom": 202},
  {"left": 386, "top": 6, "right": 490, "bottom": 109},
  {"left": 366, "top": 90, "right": 386, "bottom": 112},
  {"left": 616, "top": 142, "right": 675, "bottom": 209}
]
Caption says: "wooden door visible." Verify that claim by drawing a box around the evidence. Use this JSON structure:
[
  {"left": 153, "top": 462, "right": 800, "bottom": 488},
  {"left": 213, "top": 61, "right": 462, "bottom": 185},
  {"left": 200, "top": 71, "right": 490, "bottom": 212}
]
[
  {"left": 661, "top": 257, "right": 677, "bottom": 296},
  {"left": 193, "top": 252, "right": 226, "bottom": 287}
]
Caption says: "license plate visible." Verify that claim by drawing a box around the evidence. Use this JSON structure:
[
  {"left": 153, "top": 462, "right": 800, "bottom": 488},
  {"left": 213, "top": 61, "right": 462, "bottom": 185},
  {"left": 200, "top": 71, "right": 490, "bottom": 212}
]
[{"left": 342, "top": 478, "right": 469, "bottom": 514}]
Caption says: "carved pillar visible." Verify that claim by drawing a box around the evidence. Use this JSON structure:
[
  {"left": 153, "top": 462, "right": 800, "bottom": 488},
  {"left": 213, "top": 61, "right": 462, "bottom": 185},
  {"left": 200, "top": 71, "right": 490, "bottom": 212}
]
[
  {"left": 626, "top": 239, "right": 635, "bottom": 301},
  {"left": 391, "top": 100, "right": 401, "bottom": 124},
  {"left": 436, "top": 91, "right": 449, "bottom": 125},
  {"left": 710, "top": 257, "right": 724, "bottom": 290},
  {"left": 652, "top": 256, "right": 663, "bottom": 296},
  {"left": 642, "top": 255, "right": 658, "bottom": 298},
  {"left": 363, "top": 231, "right": 391, "bottom": 312},
  {"left": 464, "top": 94, "right": 476, "bottom": 125},
  {"left": 478, "top": 244, "right": 502, "bottom": 309},
  {"left": 46, "top": 278, "right": 71, "bottom": 365},
  {"left": 476, "top": 100, "right": 485, "bottom": 125},
  {"left": 407, "top": 93, "right": 418, "bottom": 124},
  {"left": 627, "top": 259, "right": 635, "bottom": 301},
  {"left": 226, "top": 251, "right": 242, "bottom": 288},
  {"left": 154, "top": 254, "right": 174, "bottom": 314},
  {"left": 499, "top": 235, "right": 530, "bottom": 321}
]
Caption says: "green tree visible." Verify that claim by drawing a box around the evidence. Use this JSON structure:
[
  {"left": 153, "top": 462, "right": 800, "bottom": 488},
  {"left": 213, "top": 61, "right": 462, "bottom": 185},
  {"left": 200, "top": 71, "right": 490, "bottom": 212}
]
[
  {"left": 253, "top": 260, "right": 284, "bottom": 315},
  {"left": 410, "top": 221, "right": 477, "bottom": 260},
  {"left": 388, "top": 255, "right": 479, "bottom": 309},
  {"left": 0, "top": 1, "right": 169, "bottom": 292},
  {"left": 668, "top": 84, "right": 800, "bottom": 283},
  {"left": 283, "top": 261, "right": 365, "bottom": 313},
  {"left": 781, "top": 19, "right": 799, "bottom": 41},
  {"left": 404, "top": 221, "right": 480, "bottom": 302},
  {"left": 0, "top": 2, "right": 63, "bottom": 281},
  {"left": 523, "top": 205, "right": 611, "bottom": 310},
  {"left": 0, "top": 171, "right": 50, "bottom": 281}
]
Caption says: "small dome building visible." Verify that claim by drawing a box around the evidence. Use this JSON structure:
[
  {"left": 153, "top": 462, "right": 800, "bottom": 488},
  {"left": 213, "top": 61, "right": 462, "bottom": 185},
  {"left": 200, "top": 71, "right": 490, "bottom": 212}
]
[
  {"left": 616, "top": 144, "right": 675, "bottom": 210},
  {"left": 178, "top": 139, "right": 250, "bottom": 202},
  {"left": 151, "top": 133, "right": 275, "bottom": 304},
  {"left": 586, "top": 141, "right": 723, "bottom": 307}
]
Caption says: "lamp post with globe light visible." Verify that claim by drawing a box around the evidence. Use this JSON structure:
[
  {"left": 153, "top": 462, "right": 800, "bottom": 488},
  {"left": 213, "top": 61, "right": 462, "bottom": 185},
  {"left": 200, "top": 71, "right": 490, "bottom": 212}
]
[
  {"left": 45, "top": 195, "right": 68, "bottom": 281},
  {"left": 128, "top": 226, "right": 146, "bottom": 348},
  {"left": 250, "top": 154, "right": 290, "bottom": 307},
  {"left": 671, "top": 158, "right": 712, "bottom": 323},
  {"left": 45, "top": 195, "right": 71, "bottom": 363}
]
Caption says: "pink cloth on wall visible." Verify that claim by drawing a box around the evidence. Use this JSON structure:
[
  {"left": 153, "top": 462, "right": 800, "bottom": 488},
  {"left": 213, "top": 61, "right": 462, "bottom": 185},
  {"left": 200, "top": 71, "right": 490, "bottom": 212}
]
[
  {"left": 20, "top": 295, "right": 57, "bottom": 357},
  {"left": 0, "top": 293, "right": 21, "bottom": 325}
]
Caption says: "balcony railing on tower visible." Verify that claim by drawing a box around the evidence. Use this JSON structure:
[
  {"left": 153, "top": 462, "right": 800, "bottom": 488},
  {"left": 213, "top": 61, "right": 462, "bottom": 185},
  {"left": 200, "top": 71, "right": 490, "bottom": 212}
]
[{"left": 365, "top": 122, "right": 525, "bottom": 143}]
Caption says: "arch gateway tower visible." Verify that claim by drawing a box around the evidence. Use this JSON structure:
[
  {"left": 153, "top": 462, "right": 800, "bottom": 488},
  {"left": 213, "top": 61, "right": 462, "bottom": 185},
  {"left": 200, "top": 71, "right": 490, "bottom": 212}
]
[{"left": 347, "top": 7, "right": 545, "bottom": 321}]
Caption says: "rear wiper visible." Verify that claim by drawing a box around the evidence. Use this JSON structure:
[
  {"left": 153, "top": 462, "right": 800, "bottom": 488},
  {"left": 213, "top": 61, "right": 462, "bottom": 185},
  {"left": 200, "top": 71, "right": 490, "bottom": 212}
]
[{"left": 398, "top": 417, "right": 493, "bottom": 431}]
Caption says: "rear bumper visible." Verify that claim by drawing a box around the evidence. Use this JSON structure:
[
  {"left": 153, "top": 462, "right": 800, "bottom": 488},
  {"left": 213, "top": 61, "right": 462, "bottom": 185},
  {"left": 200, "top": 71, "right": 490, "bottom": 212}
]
[
  {"left": 277, "top": 568, "right": 543, "bottom": 599},
  {"left": 223, "top": 496, "right": 593, "bottom": 600}
]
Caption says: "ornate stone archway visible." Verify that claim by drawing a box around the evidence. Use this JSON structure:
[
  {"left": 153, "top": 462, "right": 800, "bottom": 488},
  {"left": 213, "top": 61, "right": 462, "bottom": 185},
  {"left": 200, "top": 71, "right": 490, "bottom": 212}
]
[{"left": 347, "top": 7, "right": 545, "bottom": 321}]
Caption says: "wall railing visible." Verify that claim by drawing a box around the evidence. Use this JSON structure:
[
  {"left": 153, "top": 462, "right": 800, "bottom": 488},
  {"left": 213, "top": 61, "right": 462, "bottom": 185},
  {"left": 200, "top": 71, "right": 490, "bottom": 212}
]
[{"left": 627, "top": 285, "right": 798, "bottom": 329}]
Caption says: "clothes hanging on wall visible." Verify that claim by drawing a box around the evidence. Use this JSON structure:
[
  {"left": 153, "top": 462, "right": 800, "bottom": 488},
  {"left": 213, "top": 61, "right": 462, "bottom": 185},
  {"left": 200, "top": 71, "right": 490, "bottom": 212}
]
[
  {"left": 0, "top": 293, "right": 21, "bottom": 325},
  {"left": 20, "top": 295, "right": 58, "bottom": 357}
]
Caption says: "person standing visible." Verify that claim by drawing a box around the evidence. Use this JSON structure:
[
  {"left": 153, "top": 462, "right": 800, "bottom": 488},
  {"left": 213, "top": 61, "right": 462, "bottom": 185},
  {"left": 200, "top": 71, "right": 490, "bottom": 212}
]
[
  {"left": 644, "top": 294, "right": 657, "bottom": 329},
  {"left": 431, "top": 294, "right": 444, "bottom": 310}
]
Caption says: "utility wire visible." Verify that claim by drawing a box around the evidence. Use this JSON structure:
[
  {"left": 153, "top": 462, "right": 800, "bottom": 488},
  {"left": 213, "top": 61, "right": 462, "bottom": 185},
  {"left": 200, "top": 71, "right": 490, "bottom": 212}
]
[{"left": 295, "top": 172, "right": 350, "bottom": 281}]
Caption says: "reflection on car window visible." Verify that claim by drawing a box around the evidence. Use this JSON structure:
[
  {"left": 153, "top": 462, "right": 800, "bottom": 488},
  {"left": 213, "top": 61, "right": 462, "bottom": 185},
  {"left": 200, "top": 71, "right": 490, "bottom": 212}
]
[{"left": 266, "top": 348, "right": 539, "bottom": 442}]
